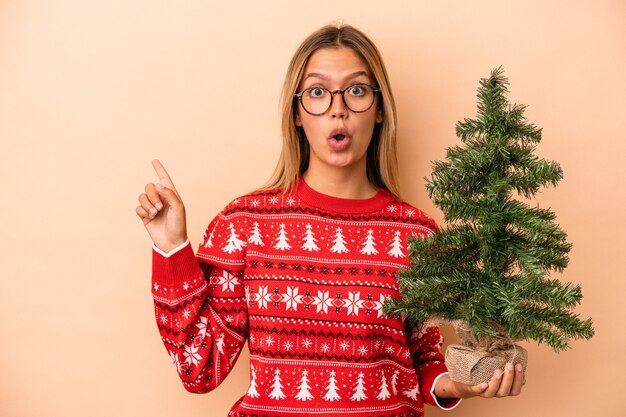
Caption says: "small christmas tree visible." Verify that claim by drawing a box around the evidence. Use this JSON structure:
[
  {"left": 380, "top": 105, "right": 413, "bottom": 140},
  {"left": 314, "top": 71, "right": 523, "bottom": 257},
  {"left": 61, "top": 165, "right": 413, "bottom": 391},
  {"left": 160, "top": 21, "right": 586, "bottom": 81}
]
[
  {"left": 350, "top": 372, "right": 367, "bottom": 401},
  {"left": 268, "top": 369, "right": 286, "bottom": 400},
  {"left": 384, "top": 67, "right": 594, "bottom": 382}
]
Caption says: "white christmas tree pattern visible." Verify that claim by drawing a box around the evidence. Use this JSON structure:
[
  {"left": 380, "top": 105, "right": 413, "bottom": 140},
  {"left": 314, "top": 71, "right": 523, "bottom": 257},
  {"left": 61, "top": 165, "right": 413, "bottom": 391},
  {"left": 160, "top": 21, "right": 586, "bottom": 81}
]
[
  {"left": 203, "top": 228, "right": 215, "bottom": 248},
  {"left": 248, "top": 222, "right": 265, "bottom": 246},
  {"left": 360, "top": 229, "right": 379, "bottom": 255},
  {"left": 222, "top": 223, "right": 246, "bottom": 254},
  {"left": 268, "top": 369, "right": 286, "bottom": 400},
  {"left": 294, "top": 369, "right": 314, "bottom": 401},
  {"left": 350, "top": 372, "right": 368, "bottom": 401},
  {"left": 376, "top": 371, "right": 391, "bottom": 400},
  {"left": 330, "top": 227, "right": 350, "bottom": 253},
  {"left": 247, "top": 365, "right": 260, "bottom": 398},
  {"left": 402, "top": 382, "right": 420, "bottom": 400},
  {"left": 323, "top": 370, "right": 341, "bottom": 401},
  {"left": 387, "top": 230, "right": 405, "bottom": 258},
  {"left": 301, "top": 224, "right": 320, "bottom": 251},
  {"left": 215, "top": 333, "right": 225, "bottom": 354},
  {"left": 391, "top": 370, "right": 400, "bottom": 395},
  {"left": 274, "top": 223, "right": 292, "bottom": 250}
]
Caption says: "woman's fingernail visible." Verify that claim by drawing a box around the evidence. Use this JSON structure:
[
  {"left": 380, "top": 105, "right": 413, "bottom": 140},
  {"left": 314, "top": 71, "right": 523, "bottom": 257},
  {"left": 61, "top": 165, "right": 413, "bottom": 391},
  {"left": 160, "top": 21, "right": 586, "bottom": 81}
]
[
  {"left": 155, "top": 203, "right": 163, "bottom": 210},
  {"left": 505, "top": 363, "right": 514, "bottom": 372},
  {"left": 149, "top": 208, "right": 157, "bottom": 215},
  {"left": 495, "top": 370, "right": 503, "bottom": 378},
  {"left": 516, "top": 364, "right": 523, "bottom": 372}
]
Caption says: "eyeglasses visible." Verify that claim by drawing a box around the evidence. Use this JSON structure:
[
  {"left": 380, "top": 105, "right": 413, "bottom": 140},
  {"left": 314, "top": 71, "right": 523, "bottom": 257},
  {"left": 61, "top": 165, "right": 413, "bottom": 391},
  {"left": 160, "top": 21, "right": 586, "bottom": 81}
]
[{"left": 294, "top": 83, "right": 380, "bottom": 116}]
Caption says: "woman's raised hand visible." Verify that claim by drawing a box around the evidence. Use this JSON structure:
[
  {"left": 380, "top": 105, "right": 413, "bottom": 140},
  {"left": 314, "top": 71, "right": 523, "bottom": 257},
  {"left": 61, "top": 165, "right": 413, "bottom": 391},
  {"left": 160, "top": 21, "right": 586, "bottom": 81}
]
[{"left": 136, "top": 159, "right": 188, "bottom": 253}]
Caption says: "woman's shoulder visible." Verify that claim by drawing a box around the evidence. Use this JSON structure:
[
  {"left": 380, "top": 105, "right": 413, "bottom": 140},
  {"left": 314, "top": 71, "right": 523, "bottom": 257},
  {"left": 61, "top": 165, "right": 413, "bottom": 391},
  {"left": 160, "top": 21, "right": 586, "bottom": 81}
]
[
  {"left": 217, "top": 186, "right": 288, "bottom": 215},
  {"left": 384, "top": 194, "right": 440, "bottom": 234}
]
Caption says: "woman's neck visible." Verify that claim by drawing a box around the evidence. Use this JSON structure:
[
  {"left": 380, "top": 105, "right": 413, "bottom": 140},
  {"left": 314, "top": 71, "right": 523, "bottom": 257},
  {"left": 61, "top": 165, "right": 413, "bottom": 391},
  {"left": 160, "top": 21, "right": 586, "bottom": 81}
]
[{"left": 302, "top": 166, "right": 378, "bottom": 199}]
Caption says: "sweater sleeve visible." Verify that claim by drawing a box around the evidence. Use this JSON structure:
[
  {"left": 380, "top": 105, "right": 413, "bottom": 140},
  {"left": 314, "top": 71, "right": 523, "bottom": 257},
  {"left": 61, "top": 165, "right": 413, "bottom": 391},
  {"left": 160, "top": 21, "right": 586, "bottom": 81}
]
[
  {"left": 407, "top": 323, "right": 462, "bottom": 410},
  {"left": 151, "top": 205, "right": 249, "bottom": 393}
]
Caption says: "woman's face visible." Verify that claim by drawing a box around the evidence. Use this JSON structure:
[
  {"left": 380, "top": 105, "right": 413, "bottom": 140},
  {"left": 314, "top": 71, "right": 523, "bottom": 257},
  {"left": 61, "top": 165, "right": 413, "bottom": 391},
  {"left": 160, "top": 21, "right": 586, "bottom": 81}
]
[{"left": 295, "top": 47, "right": 382, "bottom": 178}]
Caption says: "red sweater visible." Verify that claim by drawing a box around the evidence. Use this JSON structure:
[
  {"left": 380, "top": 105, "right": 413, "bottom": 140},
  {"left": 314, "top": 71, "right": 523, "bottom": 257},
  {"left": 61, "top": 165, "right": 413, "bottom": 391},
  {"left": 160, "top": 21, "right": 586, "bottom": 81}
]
[{"left": 152, "top": 178, "right": 461, "bottom": 416}]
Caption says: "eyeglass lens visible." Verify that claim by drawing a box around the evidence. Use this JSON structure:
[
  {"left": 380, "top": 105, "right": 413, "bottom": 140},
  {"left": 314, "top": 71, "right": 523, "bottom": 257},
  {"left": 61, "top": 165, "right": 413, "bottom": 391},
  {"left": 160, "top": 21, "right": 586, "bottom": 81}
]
[{"left": 300, "top": 84, "right": 376, "bottom": 115}]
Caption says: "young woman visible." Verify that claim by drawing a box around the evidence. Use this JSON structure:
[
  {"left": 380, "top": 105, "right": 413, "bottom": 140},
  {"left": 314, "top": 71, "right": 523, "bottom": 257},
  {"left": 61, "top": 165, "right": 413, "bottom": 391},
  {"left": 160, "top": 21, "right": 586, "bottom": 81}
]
[{"left": 136, "top": 24, "right": 524, "bottom": 417}]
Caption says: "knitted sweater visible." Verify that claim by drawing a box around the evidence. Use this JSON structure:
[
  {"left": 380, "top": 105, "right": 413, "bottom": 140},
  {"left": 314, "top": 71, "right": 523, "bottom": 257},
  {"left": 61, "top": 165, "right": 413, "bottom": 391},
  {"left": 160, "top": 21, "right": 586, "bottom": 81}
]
[{"left": 151, "top": 178, "right": 462, "bottom": 416}]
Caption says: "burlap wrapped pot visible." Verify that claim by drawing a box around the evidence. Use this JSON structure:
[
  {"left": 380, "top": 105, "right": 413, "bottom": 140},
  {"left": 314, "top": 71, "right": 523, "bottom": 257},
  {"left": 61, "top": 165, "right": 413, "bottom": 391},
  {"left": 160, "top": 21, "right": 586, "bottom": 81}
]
[
  {"left": 427, "top": 318, "right": 528, "bottom": 386},
  {"left": 445, "top": 343, "right": 528, "bottom": 385}
]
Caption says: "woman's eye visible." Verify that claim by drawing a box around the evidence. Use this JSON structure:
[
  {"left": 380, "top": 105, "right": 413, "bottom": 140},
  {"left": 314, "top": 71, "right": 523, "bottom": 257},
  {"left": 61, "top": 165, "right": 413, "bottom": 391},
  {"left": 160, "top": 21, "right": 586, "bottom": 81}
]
[
  {"left": 347, "top": 85, "right": 365, "bottom": 96},
  {"left": 308, "top": 87, "right": 326, "bottom": 98}
]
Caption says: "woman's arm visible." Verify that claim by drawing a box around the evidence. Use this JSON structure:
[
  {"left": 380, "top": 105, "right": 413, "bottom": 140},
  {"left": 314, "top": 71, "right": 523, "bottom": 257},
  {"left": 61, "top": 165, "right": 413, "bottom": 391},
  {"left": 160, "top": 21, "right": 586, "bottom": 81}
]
[{"left": 152, "top": 240, "right": 248, "bottom": 393}]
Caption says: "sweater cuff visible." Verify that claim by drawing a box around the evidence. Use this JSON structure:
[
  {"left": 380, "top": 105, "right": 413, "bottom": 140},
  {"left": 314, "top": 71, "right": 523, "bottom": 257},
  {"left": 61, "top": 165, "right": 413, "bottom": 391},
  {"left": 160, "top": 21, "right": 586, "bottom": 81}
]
[
  {"left": 152, "top": 239, "right": 190, "bottom": 257},
  {"left": 420, "top": 362, "right": 462, "bottom": 410},
  {"left": 152, "top": 239, "right": 202, "bottom": 288},
  {"left": 431, "top": 372, "right": 462, "bottom": 410}
]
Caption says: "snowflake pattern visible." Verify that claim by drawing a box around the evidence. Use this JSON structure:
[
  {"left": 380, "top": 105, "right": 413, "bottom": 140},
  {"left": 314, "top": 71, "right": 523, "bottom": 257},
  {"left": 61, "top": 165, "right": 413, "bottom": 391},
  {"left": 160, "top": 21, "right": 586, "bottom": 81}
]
[
  {"left": 312, "top": 290, "right": 333, "bottom": 314},
  {"left": 320, "top": 342, "right": 331, "bottom": 353},
  {"left": 285, "top": 196, "right": 296, "bottom": 206},
  {"left": 269, "top": 196, "right": 279, "bottom": 205},
  {"left": 250, "top": 198, "right": 260, "bottom": 208},
  {"left": 302, "top": 338, "right": 312, "bottom": 348},
  {"left": 195, "top": 316, "right": 208, "bottom": 338},
  {"left": 345, "top": 291, "right": 364, "bottom": 316},
  {"left": 256, "top": 286, "right": 272, "bottom": 309},
  {"left": 339, "top": 341, "right": 350, "bottom": 351},
  {"left": 217, "top": 271, "right": 240, "bottom": 292},
  {"left": 183, "top": 343, "right": 202, "bottom": 366},
  {"left": 358, "top": 345, "right": 369, "bottom": 356},
  {"left": 283, "top": 341, "right": 294, "bottom": 351},
  {"left": 159, "top": 313, "right": 168, "bottom": 324},
  {"left": 282, "top": 286, "right": 304, "bottom": 311}
]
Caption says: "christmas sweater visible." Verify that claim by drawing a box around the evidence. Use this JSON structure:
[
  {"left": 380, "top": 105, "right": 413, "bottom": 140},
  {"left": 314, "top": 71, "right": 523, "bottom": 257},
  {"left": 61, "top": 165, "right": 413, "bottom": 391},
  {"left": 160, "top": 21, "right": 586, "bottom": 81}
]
[{"left": 152, "top": 178, "right": 462, "bottom": 417}]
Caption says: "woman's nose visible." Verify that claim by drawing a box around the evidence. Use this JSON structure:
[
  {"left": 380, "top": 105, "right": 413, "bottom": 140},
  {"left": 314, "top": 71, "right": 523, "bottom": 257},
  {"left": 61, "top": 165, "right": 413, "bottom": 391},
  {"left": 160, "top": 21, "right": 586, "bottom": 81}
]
[{"left": 329, "top": 91, "right": 348, "bottom": 118}]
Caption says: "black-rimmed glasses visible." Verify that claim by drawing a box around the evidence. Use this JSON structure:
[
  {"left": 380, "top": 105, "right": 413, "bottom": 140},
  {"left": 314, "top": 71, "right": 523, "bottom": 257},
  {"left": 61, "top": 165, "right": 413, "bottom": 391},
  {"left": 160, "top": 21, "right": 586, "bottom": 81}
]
[{"left": 294, "top": 83, "right": 380, "bottom": 116}]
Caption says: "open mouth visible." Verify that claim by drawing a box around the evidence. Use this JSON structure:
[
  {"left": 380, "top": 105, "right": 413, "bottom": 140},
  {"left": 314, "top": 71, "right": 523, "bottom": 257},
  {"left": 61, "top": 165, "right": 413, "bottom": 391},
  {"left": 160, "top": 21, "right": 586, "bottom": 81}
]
[{"left": 333, "top": 133, "right": 346, "bottom": 141}]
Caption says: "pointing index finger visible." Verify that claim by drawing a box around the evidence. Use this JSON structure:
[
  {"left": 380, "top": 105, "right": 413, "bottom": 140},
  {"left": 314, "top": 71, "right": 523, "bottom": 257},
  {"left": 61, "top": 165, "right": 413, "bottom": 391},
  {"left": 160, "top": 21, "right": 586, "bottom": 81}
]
[{"left": 152, "top": 159, "right": 178, "bottom": 192}]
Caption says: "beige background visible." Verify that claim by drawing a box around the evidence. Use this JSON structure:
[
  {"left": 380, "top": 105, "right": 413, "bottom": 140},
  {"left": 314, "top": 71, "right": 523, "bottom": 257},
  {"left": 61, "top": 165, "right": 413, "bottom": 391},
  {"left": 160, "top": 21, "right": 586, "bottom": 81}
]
[{"left": 1, "top": 1, "right": 624, "bottom": 416}]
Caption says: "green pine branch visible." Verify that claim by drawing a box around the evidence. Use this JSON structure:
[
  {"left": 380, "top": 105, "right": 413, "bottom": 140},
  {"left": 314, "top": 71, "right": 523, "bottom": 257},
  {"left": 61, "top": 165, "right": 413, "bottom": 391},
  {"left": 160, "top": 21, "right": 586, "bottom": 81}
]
[{"left": 384, "top": 67, "right": 594, "bottom": 352}]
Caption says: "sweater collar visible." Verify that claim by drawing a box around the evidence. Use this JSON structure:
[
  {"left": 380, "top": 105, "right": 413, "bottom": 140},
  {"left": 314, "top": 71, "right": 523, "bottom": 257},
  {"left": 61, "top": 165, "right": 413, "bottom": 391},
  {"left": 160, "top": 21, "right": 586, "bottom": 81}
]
[{"left": 294, "top": 177, "right": 394, "bottom": 214}]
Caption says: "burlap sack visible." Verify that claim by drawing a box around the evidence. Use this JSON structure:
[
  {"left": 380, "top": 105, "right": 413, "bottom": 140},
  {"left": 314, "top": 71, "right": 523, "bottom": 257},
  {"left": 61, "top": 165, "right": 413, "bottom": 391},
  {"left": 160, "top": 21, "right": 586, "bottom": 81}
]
[
  {"left": 445, "top": 343, "right": 528, "bottom": 385},
  {"left": 425, "top": 318, "right": 528, "bottom": 385}
]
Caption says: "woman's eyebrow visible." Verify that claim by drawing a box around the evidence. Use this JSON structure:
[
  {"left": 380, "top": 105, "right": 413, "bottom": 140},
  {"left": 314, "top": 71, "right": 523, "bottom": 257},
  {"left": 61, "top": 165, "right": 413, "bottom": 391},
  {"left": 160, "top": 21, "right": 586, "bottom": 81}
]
[{"left": 302, "top": 70, "right": 370, "bottom": 83}]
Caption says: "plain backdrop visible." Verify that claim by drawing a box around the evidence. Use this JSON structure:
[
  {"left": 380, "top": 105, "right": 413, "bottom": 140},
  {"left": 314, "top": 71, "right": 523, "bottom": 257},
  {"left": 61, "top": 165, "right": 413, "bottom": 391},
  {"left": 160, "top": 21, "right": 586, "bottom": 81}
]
[{"left": 1, "top": 1, "right": 624, "bottom": 416}]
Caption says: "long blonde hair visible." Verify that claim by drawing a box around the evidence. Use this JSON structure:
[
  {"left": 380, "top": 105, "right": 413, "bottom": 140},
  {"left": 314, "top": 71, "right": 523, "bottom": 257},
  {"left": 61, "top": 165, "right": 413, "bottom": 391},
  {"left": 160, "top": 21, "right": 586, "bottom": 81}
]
[{"left": 263, "top": 23, "right": 400, "bottom": 197}]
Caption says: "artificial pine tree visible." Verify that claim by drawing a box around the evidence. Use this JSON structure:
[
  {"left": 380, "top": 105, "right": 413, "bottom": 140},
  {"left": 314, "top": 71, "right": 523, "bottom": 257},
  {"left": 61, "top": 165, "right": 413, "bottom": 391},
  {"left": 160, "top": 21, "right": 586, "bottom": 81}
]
[{"left": 384, "top": 67, "right": 594, "bottom": 384}]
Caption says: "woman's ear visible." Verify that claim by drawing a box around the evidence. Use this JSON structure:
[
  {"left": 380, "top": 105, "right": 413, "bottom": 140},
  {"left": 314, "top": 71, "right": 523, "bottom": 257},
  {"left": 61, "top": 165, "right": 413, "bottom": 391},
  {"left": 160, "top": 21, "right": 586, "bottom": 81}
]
[{"left": 376, "top": 107, "right": 383, "bottom": 124}]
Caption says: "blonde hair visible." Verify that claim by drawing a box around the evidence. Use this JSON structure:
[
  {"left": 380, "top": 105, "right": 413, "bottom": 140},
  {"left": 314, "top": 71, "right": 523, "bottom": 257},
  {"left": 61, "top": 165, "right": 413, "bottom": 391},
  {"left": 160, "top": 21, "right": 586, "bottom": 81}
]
[{"left": 263, "top": 23, "right": 400, "bottom": 197}]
